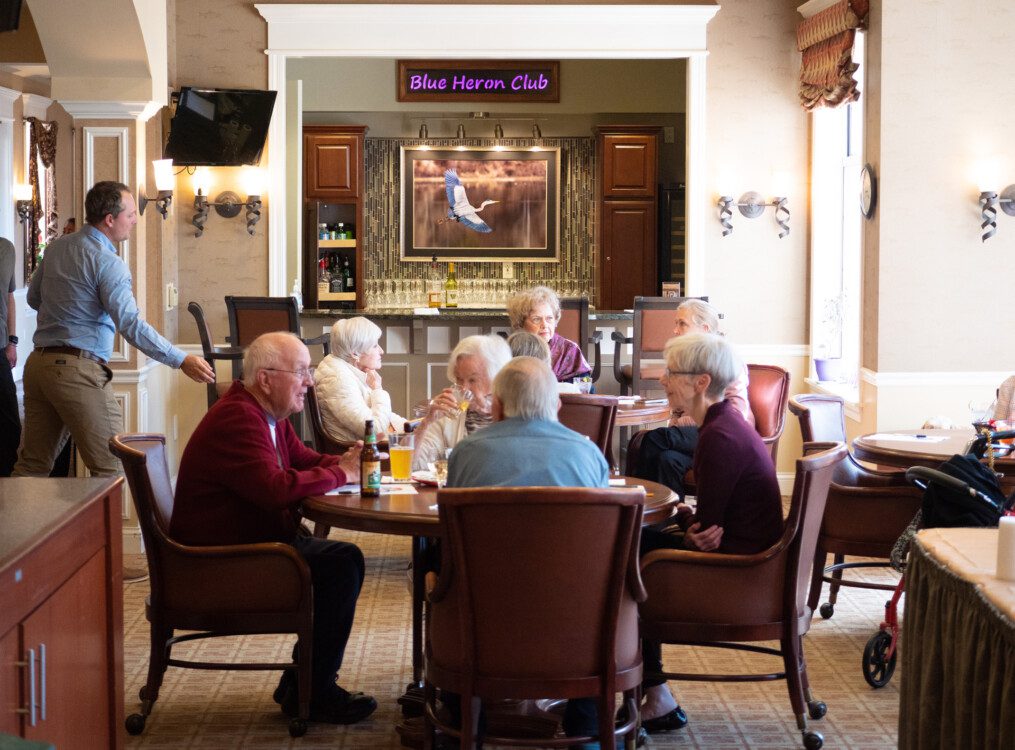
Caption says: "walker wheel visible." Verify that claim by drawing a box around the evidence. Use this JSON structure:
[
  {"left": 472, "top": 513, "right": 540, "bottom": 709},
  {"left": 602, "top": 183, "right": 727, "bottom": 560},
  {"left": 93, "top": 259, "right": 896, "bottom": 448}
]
[
  {"left": 288, "top": 717, "right": 308, "bottom": 737},
  {"left": 862, "top": 630, "right": 897, "bottom": 688},
  {"left": 807, "top": 699, "right": 827, "bottom": 720},
  {"left": 125, "top": 713, "right": 146, "bottom": 735},
  {"left": 819, "top": 602, "right": 834, "bottom": 619},
  {"left": 803, "top": 729, "right": 824, "bottom": 749}
]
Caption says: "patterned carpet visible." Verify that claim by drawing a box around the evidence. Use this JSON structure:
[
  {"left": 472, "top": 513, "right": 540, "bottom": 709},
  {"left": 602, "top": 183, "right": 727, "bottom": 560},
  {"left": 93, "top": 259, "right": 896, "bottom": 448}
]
[{"left": 122, "top": 531, "right": 902, "bottom": 749}]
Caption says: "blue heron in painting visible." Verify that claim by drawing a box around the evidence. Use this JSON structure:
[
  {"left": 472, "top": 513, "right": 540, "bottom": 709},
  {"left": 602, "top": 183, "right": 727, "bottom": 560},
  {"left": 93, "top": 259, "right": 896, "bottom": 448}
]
[{"left": 438, "top": 169, "right": 499, "bottom": 233}]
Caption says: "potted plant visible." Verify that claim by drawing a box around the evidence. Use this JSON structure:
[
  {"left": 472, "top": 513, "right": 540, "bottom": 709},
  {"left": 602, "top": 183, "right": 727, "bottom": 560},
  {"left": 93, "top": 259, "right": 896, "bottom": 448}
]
[{"left": 814, "top": 293, "right": 845, "bottom": 382}]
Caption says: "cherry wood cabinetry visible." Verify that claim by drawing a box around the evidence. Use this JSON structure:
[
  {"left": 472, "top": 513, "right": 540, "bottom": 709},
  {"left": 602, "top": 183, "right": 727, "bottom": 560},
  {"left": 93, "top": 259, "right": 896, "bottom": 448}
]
[
  {"left": 303, "top": 125, "right": 367, "bottom": 309},
  {"left": 596, "top": 126, "right": 661, "bottom": 310},
  {"left": 0, "top": 478, "right": 124, "bottom": 749}
]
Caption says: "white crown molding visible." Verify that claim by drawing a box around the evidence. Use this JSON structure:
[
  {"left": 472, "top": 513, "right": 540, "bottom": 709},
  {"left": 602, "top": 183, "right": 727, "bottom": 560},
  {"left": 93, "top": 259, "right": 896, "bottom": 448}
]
[
  {"left": 798, "top": 0, "right": 838, "bottom": 19},
  {"left": 0, "top": 86, "right": 19, "bottom": 120},
  {"left": 861, "top": 367, "right": 1012, "bottom": 387},
  {"left": 21, "top": 93, "right": 52, "bottom": 119},
  {"left": 59, "top": 100, "right": 153, "bottom": 120},
  {"left": 256, "top": 4, "right": 720, "bottom": 57}
]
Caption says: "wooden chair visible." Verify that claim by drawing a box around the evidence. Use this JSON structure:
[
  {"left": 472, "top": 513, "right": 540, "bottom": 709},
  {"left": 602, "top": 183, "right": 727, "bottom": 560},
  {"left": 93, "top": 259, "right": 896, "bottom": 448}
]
[
  {"left": 558, "top": 297, "right": 603, "bottom": 383},
  {"left": 109, "top": 433, "right": 313, "bottom": 738},
  {"left": 788, "top": 394, "right": 921, "bottom": 619},
  {"left": 611, "top": 296, "right": 707, "bottom": 397},
  {"left": 187, "top": 301, "right": 244, "bottom": 408},
  {"left": 424, "top": 486, "right": 646, "bottom": 750},
  {"left": 747, "top": 363, "right": 791, "bottom": 464},
  {"left": 638, "top": 442, "right": 847, "bottom": 750},
  {"left": 558, "top": 393, "right": 618, "bottom": 468}
]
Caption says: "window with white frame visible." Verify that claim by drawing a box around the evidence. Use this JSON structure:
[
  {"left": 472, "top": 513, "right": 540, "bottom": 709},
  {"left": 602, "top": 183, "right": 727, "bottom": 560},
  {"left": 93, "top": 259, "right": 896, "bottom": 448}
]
[{"left": 809, "top": 31, "right": 863, "bottom": 394}]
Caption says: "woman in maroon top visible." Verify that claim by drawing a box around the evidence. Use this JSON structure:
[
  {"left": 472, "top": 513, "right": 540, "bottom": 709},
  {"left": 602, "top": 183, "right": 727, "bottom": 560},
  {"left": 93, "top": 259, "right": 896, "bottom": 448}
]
[
  {"left": 639, "top": 333, "right": 783, "bottom": 735},
  {"left": 506, "top": 286, "right": 590, "bottom": 382}
]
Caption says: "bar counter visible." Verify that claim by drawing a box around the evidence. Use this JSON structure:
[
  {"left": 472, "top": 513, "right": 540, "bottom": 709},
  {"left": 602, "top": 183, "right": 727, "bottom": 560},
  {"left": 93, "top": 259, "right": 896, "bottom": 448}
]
[{"left": 300, "top": 307, "right": 635, "bottom": 321}]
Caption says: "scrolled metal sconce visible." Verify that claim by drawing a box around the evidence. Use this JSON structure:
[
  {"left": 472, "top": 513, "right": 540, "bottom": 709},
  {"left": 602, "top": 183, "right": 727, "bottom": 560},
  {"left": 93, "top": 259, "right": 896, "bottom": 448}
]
[
  {"left": 716, "top": 191, "right": 790, "bottom": 239},
  {"left": 978, "top": 185, "right": 1015, "bottom": 241}
]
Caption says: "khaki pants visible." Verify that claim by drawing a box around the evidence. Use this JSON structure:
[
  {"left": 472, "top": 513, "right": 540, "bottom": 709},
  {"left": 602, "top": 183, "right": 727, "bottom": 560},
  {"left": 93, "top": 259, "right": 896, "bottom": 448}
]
[{"left": 13, "top": 350, "right": 123, "bottom": 477}]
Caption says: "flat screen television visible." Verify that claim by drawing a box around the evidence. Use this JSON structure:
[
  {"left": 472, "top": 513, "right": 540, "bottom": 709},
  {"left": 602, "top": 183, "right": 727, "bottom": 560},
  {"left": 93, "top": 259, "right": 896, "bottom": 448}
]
[{"left": 164, "top": 87, "right": 277, "bottom": 166}]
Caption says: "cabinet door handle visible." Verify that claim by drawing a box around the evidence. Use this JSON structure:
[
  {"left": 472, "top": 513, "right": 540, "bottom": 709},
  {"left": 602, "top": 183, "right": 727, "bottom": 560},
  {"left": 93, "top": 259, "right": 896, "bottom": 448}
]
[
  {"left": 15, "top": 647, "right": 37, "bottom": 726},
  {"left": 39, "top": 643, "right": 46, "bottom": 721}
]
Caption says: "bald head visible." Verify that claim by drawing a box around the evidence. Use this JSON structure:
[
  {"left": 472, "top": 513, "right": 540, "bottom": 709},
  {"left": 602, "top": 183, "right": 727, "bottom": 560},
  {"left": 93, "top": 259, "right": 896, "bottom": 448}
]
[{"left": 492, "top": 356, "right": 559, "bottom": 422}]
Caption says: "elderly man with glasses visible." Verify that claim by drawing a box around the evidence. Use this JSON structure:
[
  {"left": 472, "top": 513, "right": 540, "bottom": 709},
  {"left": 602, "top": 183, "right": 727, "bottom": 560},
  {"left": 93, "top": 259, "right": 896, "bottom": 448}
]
[{"left": 171, "top": 331, "right": 377, "bottom": 727}]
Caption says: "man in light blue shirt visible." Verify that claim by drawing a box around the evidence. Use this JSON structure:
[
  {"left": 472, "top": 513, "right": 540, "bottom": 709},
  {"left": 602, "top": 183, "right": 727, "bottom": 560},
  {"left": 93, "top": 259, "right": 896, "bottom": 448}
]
[
  {"left": 445, "top": 356, "right": 609, "bottom": 749},
  {"left": 14, "top": 181, "right": 214, "bottom": 477}
]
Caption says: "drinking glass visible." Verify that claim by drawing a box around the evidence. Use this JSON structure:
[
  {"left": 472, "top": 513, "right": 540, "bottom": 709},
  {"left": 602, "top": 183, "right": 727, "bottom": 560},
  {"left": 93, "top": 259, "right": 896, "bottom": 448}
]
[
  {"left": 388, "top": 432, "right": 414, "bottom": 481},
  {"left": 576, "top": 376, "right": 593, "bottom": 394},
  {"left": 452, "top": 385, "right": 474, "bottom": 412},
  {"left": 969, "top": 398, "right": 997, "bottom": 432},
  {"left": 433, "top": 459, "right": 449, "bottom": 488}
]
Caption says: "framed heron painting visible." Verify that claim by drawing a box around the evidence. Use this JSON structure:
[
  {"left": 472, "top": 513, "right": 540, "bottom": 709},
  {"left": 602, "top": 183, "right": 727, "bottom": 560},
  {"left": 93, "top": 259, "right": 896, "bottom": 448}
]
[{"left": 400, "top": 146, "right": 560, "bottom": 261}]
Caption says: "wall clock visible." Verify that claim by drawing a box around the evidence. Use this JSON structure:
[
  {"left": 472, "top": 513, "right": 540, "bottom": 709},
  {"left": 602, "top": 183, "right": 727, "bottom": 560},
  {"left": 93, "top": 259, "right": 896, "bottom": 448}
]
[{"left": 860, "top": 163, "right": 877, "bottom": 219}]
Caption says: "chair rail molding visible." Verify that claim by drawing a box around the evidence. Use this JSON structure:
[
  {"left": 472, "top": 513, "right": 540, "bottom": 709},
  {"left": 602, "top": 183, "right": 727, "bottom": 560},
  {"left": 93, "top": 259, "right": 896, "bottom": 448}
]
[{"left": 861, "top": 368, "right": 1012, "bottom": 387}]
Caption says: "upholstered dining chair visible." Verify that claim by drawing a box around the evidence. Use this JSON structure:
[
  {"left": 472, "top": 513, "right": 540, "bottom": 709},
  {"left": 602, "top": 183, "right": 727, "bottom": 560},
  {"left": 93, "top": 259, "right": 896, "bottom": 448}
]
[
  {"left": 612, "top": 296, "right": 705, "bottom": 397},
  {"left": 424, "top": 486, "right": 646, "bottom": 750},
  {"left": 788, "top": 394, "right": 921, "bottom": 619},
  {"left": 187, "top": 301, "right": 243, "bottom": 409},
  {"left": 109, "top": 433, "right": 313, "bottom": 738},
  {"left": 558, "top": 297, "right": 603, "bottom": 383},
  {"left": 638, "top": 442, "right": 846, "bottom": 750},
  {"left": 746, "top": 363, "right": 791, "bottom": 464},
  {"left": 557, "top": 393, "right": 618, "bottom": 466}
]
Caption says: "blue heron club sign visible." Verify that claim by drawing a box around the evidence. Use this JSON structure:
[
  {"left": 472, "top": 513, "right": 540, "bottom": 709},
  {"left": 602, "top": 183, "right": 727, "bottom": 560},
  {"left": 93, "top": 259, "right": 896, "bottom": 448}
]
[{"left": 397, "top": 60, "right": 560, "bottom": 103}]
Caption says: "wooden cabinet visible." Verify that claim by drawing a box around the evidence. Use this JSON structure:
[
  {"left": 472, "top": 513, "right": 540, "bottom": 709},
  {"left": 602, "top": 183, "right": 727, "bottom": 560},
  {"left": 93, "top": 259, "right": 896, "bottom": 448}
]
[
  {"left": 596, "top": 126, "right": 661, "bottom": 310},
  {"left": 0, "top": 478, "right": 124, "bottom": 749},
  {"left": 303, "top": 126, "right": 367, "bottom": 309}
]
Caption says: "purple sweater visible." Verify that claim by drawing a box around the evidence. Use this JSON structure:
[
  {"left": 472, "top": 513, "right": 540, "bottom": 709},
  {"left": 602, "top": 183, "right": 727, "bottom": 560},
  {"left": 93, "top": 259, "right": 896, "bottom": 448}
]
[{"left": 692, "top": 399, "right": 784, "bottom": 554}]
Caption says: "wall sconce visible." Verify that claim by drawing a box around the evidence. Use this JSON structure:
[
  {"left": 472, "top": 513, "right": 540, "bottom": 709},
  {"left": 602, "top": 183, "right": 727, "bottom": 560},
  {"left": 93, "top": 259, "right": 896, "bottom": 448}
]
[
  {"left": 717, "top": 191, "right": 790, "bottom": 238},
  {"left": 14, "top": 183, "right": 32, "bottom": 224},
  {"left": 418, "top": 123, "right": 428, "bottom": 139},
  {"left": 138, "top": 159, "right": 175, "bottom": 219},
  {"left": 978, "top": 186, "right": 1015, "bottom": 241},
  {"left": 191, "top": 167, "right": 264, "bottom": 238}
]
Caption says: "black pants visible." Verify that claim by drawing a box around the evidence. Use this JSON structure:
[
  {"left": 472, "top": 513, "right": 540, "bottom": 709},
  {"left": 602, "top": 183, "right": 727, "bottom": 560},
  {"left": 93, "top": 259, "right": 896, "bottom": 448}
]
[
  {"left": 633, "top": 426, "right": 699, "bottom": 496},
  {"left": 639, "top": 528, "right": 688, "bottom": 688},
  {"left": 0, "top": 357, "right": 20, "bottom": 477},
  {"left": 442, "top": 694, "right": 598, "bottom": 740},
  {"left": 290, "top": 535, "right": 366, "bottom": 695}
]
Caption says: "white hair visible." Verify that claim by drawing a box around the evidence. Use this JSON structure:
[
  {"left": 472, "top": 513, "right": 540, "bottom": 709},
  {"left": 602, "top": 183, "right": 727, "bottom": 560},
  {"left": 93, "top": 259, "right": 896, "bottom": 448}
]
[
  {"left": 494, "top": 356, "right": 559, "bottom": 421},
  {"left": 329, "top": 317, "right": 382, "bottom": 363},
  {"left": 677, "top": 298, "right": 721, "bottom": 333},
  {"left": 242, "top": 331, "right": 304, "bottom": 388},
  {"left": 507, "top": 330, "right": 551, "bottom": 364},
  {"left": 506, "top": 285, "right": 562, "bottom": 330},
  {"left": 447, "top": 334, "right": 512, "bottom": 385},
  {"left": 663, "top": 333, "right": 741, "bottom": 399}
]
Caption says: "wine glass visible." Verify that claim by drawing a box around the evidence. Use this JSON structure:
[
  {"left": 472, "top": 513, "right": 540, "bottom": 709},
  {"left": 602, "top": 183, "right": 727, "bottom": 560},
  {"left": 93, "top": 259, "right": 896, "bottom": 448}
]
[{"left": 969, "top": 398, "right": 997, "bottom": 432}]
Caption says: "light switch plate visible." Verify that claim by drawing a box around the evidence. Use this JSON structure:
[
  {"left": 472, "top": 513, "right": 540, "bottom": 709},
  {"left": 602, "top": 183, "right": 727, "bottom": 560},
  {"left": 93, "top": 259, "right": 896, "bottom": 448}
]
[{"left": 502, "top": 262, "right": 514, "bottom": 279}]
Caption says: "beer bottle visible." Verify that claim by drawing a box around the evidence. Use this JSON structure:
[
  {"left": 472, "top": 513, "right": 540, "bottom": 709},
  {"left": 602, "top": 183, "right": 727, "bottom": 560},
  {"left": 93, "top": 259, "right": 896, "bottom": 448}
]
[{"left": 361, "top": 419, "right": 382, "bottom": 497}]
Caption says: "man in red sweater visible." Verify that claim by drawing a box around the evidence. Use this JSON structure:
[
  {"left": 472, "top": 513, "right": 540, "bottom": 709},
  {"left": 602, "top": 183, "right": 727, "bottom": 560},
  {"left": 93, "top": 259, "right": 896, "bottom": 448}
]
[{"left": 172, "top": 331, "right": 376, "bottom": 725}]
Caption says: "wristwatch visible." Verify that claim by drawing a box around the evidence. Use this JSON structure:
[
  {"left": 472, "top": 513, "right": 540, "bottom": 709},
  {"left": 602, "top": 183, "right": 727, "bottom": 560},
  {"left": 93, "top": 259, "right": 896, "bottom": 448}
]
[{"left": 6, "top": 335, "right": 16, "bottom": 346}]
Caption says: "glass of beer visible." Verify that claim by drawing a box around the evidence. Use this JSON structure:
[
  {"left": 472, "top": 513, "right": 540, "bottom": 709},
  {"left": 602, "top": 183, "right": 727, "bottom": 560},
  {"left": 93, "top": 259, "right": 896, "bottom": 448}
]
[
  {"left": 389, "top": 432, "right": 414, "bottom": 482},
  {"left": 451, "top": 385, "right": 473, "bottom": 412}
]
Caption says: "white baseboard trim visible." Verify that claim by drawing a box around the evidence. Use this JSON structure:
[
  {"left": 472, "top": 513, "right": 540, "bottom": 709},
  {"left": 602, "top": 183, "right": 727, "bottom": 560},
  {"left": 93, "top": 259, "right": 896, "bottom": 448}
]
[
  {"left": 123, "top": 526, "right": 144, "bottom": 556},
  {"left": 861, "top": 367, "right": 1011, "bottom": 387},
  {"left": 778, "top": 471, "right": 795, "bottom": 496}
]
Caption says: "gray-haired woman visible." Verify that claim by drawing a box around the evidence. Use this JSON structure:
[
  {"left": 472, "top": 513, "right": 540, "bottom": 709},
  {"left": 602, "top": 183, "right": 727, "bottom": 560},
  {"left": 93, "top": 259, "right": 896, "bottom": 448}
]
[
  {"left": 412, "top": 334, "right": 512, "bottom": 470},
  {"left": 313, "top": 317, "right": 405, "bottom": 442}
]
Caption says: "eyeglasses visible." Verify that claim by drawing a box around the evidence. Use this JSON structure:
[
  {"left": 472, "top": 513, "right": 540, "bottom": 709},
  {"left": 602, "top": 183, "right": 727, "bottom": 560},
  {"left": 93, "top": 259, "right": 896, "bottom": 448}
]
[
  {"left": 526, "top": 315, "right": 557, "bottom": 326},
  {"left": 663, "top": 369, "right": 701, "bottom": 378},
  {"left": 265, "top": 366, "right": 315, "bottom": 380}
]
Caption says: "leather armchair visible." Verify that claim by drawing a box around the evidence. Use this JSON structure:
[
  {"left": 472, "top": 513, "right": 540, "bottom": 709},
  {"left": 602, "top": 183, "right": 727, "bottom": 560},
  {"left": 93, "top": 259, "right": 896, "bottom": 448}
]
[{"left": 558, "top": 393, "right": 618, "bottom": 467}]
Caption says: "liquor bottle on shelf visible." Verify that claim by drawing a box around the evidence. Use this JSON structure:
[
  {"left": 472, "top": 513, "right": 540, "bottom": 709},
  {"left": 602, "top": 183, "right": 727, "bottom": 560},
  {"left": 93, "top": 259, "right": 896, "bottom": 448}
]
[
  {"left": 345, "top": 223, "right": 355, "bottom": 239},
  {"left": 318, "top": 223, "right": 328, "bottom": 240},
  {"left": 317, "top": 258, "right": 329, "bottom": 298},
  {"left": 444, "top": 262, "right": 459, "bottom": 308},
  {"left": 342, "top": 258, "right": 354, "bottom": 291},
  {"left": 428, "top": 254, "right": 443, "bottom": 308},
  {"left": 329, "top": 255, "right": 343, "bottom": 293},
  {"left": 360, "top": 419, "right": 381, "bottom": 497},
  {"left": 337, "top": 222, "right": 347, "bottom": 239}
]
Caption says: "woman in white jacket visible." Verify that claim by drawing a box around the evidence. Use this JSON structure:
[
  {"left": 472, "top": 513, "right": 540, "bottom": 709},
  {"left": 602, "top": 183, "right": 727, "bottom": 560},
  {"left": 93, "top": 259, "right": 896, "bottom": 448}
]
[
  {"left": 412, "top": 334, "right": 512, "bottom": 471},
  {"left": 313, "top": 317, "right": 405, "bottom": 442}
]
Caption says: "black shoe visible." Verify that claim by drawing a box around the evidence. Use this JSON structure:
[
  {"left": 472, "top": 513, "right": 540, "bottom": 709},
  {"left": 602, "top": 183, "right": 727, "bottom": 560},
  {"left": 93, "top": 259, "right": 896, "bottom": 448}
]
[
  {"left": 273, "top": 670, "right": 295, "bottom": 705},
  {"left": 282, "top": 684, "right": 378, "bottom": 725},
  {"left": 641, "top": 705, "right": 688, "bottom": 734}
]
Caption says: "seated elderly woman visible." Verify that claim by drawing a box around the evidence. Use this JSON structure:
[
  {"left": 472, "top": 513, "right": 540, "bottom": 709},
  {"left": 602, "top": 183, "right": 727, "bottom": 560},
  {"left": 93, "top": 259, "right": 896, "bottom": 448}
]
[
  {"left": 506, "top": 286, "right": 590, "bottom": 383},
  {"left": 506, "top": 331, "right": 580, "bottom": 394},
  {"left": 637, "top": 333, "right": 783, "bottom": 735},
  {"left": 412, "top": 334, "right": 512, "bottom": 470},
  {"left": 313, "top": 317, "right": 405, "bottom": 442}
]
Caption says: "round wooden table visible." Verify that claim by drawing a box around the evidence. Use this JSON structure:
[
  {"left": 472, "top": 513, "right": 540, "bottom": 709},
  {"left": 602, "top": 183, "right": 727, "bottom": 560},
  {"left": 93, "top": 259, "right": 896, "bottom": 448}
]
[
  {"left": 301, "top": 476, "right": 677, "bottom": 722},
  {"left": 853, "top": 428, "right": 1015, "bottom": 470},
  {"left": 614, "top": 398, "right": 671, "bottom": 428}
]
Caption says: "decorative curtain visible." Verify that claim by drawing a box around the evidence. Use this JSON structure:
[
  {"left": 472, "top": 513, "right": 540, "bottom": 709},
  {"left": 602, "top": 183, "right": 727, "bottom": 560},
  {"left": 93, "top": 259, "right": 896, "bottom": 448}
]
[
  {"left": 797, "top": 0, "right": 869, "bottom": 111},
  {"left": 26, "top": 117, "right": 58, "bottom": 279}
]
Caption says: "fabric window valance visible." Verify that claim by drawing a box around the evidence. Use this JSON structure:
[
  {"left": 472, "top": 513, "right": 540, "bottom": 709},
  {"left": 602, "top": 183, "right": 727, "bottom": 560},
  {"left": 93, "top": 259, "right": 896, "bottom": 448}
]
[{"left": 797, "top": 0, "right": 869, "bottom": 111}]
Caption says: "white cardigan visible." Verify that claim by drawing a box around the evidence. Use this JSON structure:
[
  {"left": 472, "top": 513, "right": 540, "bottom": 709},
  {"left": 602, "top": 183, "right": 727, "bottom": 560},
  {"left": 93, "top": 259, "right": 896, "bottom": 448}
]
[{"left": 313, "top": 354, "right": 405, "bottom": 442}]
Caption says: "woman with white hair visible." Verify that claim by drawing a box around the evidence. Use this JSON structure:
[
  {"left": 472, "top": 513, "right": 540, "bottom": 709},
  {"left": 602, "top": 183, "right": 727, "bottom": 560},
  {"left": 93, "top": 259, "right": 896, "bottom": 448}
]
[
  {"left": 313, "top": 317, "right": 405, "bottom": 442},
  {"left": 506, "top": 286, "right": 590, "bottom": 383},
  {"left": 638, "top": 333, "right": 783, "bottom": 735},
  {"left": 412, "top": 334, "right": 512, "bottom": 470}
]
